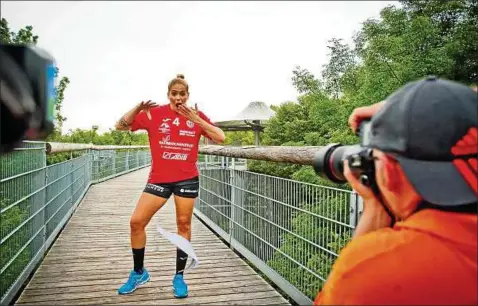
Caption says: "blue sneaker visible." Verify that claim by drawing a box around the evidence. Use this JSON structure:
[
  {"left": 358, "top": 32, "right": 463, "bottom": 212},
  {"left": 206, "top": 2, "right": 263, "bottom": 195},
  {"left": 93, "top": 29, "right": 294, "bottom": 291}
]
[
  {"left": 118, "top": 269, "right": 150, "bottom": 294},
  {"left": 172, "top": 273, "right": 188, "bottom": 298}
]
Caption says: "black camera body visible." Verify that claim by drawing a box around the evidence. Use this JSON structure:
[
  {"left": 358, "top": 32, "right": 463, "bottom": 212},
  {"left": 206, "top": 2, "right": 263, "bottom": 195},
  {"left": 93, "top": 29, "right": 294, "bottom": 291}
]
[
  {"left": 0, "top": 44, "right": 57, "bottom": 153},
  {"left": 313, "top": 120, "right": 378, "bottom": 191}
]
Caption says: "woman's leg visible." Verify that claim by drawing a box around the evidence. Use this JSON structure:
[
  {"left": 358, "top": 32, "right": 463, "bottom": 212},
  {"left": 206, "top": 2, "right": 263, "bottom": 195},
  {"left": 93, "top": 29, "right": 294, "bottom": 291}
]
[
  {"left": 174, "top": 195, "right": 196, "bottom": 271},
  {"left": 130, "top": 192, "right": 169, "bottom": 271},
  {"left": 172, "top": 194, "right": 196, "bottom": 298},
  {"left": 118, "top": 189, "right": 170, "bottom": 295},
  {"left": 168, "top": 175, "right": 199, "bottom": 298}
]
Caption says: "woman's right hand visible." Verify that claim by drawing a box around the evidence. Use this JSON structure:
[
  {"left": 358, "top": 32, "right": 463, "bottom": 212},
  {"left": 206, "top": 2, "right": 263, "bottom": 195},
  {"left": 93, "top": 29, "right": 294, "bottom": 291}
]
[
  {"left": 348, "top": 100, "right": 386, "bottom": 133},
  {"left": 137, "top": 100, "right": 158, "bottom": 111}
]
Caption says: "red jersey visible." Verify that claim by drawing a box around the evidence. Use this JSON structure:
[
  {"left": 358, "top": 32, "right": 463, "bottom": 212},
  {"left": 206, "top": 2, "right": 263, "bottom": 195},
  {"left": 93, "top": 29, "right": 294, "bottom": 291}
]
[{"left": 130, "top": 104, "right": 214, "bottom": 183}]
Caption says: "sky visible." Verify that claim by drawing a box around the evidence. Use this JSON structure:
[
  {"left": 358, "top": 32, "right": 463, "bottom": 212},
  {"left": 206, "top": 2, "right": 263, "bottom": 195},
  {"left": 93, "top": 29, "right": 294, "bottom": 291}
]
[{"left": 2, "top": 1, "right": 398, "bottom": 134}]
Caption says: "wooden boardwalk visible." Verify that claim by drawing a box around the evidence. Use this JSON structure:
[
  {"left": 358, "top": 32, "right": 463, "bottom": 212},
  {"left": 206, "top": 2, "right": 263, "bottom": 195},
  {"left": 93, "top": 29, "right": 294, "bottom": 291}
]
[{"left": 15, "top": 168, "right": 290, "bottom": 305}]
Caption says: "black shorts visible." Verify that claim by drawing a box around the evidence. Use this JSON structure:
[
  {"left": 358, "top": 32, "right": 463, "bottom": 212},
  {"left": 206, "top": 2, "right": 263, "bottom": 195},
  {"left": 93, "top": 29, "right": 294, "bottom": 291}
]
[{"left": 143, "top": 176, "right": 199, "bottom": 199}]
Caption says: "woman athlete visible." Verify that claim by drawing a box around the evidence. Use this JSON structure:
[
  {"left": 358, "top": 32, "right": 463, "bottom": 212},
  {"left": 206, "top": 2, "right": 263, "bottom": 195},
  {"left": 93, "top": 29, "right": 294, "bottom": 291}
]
[{"left": 114, "top": 74, "right": 225, "bottom": 298}]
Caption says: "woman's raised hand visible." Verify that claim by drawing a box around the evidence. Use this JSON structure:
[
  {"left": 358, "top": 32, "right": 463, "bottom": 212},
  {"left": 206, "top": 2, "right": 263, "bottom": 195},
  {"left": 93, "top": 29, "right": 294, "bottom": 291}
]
[{"left": 137, "top": 100, "right": 158, "bottom": 111}]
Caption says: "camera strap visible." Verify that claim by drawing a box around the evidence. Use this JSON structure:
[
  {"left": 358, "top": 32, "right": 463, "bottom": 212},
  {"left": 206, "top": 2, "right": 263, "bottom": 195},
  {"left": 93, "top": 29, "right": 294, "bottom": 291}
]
[
  {"left": 379, "top": 198, "right": 396, "bottom": 226},
  {"left": 370, "top": 178, "right": 396, "bottom": 226}
]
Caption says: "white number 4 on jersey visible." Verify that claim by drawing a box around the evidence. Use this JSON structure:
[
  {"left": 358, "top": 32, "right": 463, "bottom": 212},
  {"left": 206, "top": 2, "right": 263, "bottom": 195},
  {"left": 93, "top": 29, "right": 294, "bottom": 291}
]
[{"left": 173, "top": 117, "right": 180, "bottom": 126}]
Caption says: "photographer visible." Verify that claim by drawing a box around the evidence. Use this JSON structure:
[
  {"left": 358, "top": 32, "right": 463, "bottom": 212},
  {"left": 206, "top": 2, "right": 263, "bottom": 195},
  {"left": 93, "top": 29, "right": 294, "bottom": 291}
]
[{"left": 314, "top": 77, "right": 477, "bottom": 305}]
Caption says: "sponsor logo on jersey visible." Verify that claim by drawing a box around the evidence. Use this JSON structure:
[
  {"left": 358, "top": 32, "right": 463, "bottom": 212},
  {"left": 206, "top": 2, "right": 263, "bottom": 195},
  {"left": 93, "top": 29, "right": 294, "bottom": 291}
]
[
  {"left": 159, "top": 122, "right": 170, "bottom": 133},
  {"left": 159, "top": 140, "right": 193, "bottom": 148},
  {"left": 179, "top": 130, "right": 196, "bottom": 137},
  {"left": 162, "top": 152, "right": 188, "bottom": 160},
  {"left": 186, "top": 120, "right": 195, "bottom": 128}
]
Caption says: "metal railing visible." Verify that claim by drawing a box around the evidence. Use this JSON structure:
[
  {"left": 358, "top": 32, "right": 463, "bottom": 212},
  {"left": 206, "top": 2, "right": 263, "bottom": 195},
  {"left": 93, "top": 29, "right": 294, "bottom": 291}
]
[
  {"left": 0, "top": 141, "right": 151, "bottom": 305},
  {"left": 199, "top": 154, "right": 247, "bottom": 170},
  {"left": 195, "top": 157, "right": 362, "bottom": 305}
]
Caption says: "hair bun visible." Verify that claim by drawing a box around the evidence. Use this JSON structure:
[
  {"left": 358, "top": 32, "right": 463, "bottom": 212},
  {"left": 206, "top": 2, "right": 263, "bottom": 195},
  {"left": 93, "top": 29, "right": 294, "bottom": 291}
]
[{"left": 176, "top": 74, "right": 185, "bottom": 79}]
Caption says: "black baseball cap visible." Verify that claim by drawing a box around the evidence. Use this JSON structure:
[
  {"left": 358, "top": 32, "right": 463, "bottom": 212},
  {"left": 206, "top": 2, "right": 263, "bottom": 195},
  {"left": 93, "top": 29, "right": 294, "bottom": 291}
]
[{"left": 367, "top": 76, "right": 477, "bottom": 206}]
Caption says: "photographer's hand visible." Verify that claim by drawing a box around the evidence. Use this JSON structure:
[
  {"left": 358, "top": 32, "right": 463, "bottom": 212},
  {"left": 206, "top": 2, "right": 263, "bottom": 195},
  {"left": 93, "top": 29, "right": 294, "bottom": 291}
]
[
  {"left": 348, "top": 101, "right": 385, "bottom": 133},
  {"left": 344, "top": 160, "right": 392, "bottom": 238}
]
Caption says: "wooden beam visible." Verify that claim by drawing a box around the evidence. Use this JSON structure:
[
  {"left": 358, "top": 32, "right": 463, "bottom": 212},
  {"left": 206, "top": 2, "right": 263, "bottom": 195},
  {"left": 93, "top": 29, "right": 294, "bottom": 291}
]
[
  {"left": 218, "top": 127, "right": 255, "bottom": 132},
  {"left": 46, "top": 142, "right": 149, "bottom": 154},
  {"left": 198, "top": 145, "right": 325, "bottom": 166},
  {"left": 45, "top": 142, "right": 326, "bottom": 166}
]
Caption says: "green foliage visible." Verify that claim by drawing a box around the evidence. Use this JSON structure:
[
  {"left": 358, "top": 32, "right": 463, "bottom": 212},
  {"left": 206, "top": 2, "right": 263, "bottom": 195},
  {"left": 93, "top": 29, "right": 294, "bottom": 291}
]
[
  {"left": 321, "top": 38, "right": 356, "bottom": 99},
  {"left": 267, "top": 196, "right": 353, "bottom": 298},
  {"left": 224, "top": 131, "right": 255, "bottom": 146},
  {"left": 0, "top": 18, "right": 38, "bottom": 44},
  {"left": 291, "top": 66, "right": 322, "bottom": 95},
  {"left": 51, "top": 73, "right": 70, "bottom": 130}
]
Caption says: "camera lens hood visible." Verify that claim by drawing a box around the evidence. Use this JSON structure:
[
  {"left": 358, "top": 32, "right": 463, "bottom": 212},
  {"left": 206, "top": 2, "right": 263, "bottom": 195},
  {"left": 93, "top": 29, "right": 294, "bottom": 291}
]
[{"left": 313, "top": 143, "right": 342, "bottom": 182}]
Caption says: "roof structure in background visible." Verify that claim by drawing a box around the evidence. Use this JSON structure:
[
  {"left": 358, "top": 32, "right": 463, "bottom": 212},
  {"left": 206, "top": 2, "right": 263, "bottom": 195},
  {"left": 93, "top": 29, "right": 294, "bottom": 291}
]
[{"left": 214, "top": 101, "right": 276, "bottom": 131}]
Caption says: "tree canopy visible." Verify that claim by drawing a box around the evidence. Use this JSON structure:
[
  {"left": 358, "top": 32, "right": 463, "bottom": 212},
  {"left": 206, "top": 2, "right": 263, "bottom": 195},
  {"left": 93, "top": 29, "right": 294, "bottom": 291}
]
[{"left": 249, "top": 0, "right": 478, "bottom": 188}]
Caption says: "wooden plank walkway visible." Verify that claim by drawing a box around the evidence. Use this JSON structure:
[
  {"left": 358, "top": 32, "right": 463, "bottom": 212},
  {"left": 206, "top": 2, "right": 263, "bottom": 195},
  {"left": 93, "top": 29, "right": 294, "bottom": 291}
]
[{"left": 15, "top": 168, "right": 290, "bottom": 305}]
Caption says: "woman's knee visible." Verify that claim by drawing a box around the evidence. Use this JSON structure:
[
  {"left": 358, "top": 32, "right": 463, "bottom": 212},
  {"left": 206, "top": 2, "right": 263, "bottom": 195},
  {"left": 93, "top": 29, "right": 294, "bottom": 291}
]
[
  {"left": 177, "top": 217, "right": 191, "bottom": 233},
  {"left": 130, "top": 216, "right": 146, "bottom": 233}
]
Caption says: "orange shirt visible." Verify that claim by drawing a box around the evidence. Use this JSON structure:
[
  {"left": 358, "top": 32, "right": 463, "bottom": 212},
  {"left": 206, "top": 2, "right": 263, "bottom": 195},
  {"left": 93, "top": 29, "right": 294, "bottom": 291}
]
[{"left": 314, "top": 209, "right": 477, "bottom": 305}]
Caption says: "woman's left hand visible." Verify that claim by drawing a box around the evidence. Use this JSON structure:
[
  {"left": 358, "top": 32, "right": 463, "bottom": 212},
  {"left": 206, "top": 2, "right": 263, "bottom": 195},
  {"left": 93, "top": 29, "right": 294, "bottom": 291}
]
[{"left": 176, "top": 103, "right": 201, "bottom": 123}]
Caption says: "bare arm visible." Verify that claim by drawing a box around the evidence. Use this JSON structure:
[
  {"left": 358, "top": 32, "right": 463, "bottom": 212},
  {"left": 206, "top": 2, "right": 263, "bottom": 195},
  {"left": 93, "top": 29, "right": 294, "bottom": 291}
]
[
  {"left": 115, "top": 100, "right": 157, "bottom": 131},
  {"left": 115, "top": 104, "right": 141, "bottom": 131},
  {"left": 197, "top": 117, "right": 226, "bottom": 144}
]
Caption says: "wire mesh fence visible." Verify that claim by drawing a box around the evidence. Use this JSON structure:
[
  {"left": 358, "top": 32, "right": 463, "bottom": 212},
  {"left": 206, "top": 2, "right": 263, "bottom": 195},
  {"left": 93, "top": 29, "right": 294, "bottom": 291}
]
[
  {"left": 195, "top": 158, "right": 359, "bottom": 305},
  {"left": 0, "top": 142, "right": 151, "bottom": 305}
]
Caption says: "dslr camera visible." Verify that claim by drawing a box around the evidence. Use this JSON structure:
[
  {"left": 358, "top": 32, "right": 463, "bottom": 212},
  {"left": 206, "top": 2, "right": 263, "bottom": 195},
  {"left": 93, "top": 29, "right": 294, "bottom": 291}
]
[
  {"left": 0, "top": 43, "right": 57, "bottom": 154},
  {"left": 313, "top": 120, "right": 378, "bottom": 190}
]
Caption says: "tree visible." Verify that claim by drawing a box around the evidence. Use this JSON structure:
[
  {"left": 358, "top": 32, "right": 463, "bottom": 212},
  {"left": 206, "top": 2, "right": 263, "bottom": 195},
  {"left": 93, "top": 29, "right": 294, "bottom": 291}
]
[
  {"left": 291, "top": 66, "right": 322, "bottom": 95},
  {"left": 399, "top": 0, "right": 478, "bottom": 83},
  {"left": 1, "top": 18, "right": 70, "bottom": 135},
  {"left": 223, "top": 131, "right": 255, "bottom": 146},
  {"left": 0, "top": 18, "right": 38, "bottom": 44},
  {"left": 321, "top": 38, "right": 356, "bottom": 99},
  {"left": 351, "top": 0, "right": 477, "bottom": 106}
]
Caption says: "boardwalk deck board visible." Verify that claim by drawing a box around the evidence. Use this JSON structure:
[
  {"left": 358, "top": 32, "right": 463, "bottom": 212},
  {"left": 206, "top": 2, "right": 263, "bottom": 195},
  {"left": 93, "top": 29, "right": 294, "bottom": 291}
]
[{"left": 15, "top": 168, "right": 290, "bottom": 305}]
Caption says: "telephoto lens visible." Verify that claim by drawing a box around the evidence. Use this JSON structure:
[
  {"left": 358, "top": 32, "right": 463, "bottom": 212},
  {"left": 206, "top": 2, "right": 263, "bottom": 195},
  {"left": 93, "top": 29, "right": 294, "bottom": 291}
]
[
  {"left": 313, "top": 143, "right": 364, "bottom": 183},
  {"left": 312, "top": 120, "right": 374, "bottom": 183}
]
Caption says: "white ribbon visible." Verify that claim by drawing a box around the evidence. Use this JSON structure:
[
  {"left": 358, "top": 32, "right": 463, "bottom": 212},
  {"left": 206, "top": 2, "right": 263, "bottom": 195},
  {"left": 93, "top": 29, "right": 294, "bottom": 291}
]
[{"left": 156, "top": 225, "right": 199, "bottom": 271}]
